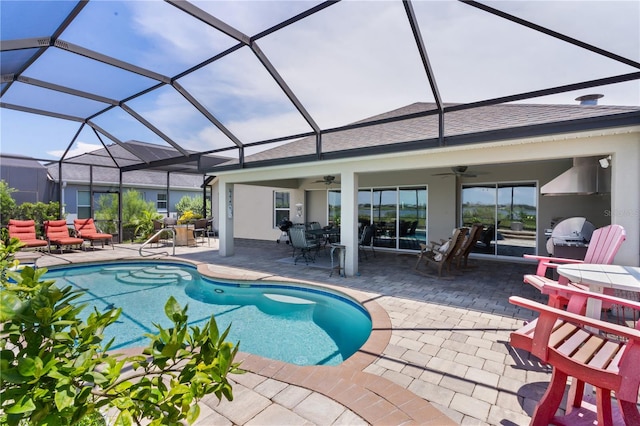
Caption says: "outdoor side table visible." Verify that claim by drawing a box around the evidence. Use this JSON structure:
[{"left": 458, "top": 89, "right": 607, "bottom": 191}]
[{"left": 330, "top": 243, "right": 346, "bottom": 277}]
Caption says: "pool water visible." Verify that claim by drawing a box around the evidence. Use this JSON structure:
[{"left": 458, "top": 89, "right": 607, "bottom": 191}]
[{"left": 44, "top": 262, "right": 372, "bottom": 366}]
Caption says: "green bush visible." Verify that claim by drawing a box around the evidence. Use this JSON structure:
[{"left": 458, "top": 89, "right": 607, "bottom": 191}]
[
  {"left": 0, "top": 238, "right": 242, "bottom": 425},
  {"left": 0, "top": 180, "right": 17, "bottom": 227},
  {"left": 175, "top": 196, "right": 209, "bottom": 219},
  {"left": 12, "top": 202, "right": 61, "bottom": 237}
]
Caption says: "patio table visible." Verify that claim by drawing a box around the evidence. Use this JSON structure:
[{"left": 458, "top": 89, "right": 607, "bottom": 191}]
[
  {"left": 174, "top": 224, "right": 196, "bottom": 247},
  {"left": 557, "top": 263, "right": 640, "bottom": 319}
]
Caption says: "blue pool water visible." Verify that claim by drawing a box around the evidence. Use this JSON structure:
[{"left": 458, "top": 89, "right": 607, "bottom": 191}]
[{"left": 44, "top": 262, "right": 372, "bottom": 366}]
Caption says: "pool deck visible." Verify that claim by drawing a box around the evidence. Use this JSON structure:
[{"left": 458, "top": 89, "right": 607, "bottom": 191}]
[{"left": 24, "top": 238, "right": 553, "bottom": 425}]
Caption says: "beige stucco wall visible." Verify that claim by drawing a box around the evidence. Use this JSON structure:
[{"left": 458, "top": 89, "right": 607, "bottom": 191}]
[{"left": 211, "top": 127, "right": 640, "bottom": 267}]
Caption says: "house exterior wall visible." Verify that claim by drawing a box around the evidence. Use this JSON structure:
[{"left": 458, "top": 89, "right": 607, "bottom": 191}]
[
  {"left": 212, "top": 127, "right": 640, "bottom": 267},
  {"left": 1, "top": 163, "right": 53, "bottom": 204},
  {"left": 61, "top": 184, "right": 202, "bottom": 221},
  {"left": 231, "top": 184, "right": 304, "bottom": 241}
]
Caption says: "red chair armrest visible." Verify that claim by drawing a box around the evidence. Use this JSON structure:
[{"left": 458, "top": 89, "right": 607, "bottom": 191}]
[{"left": 509, "top": 296, "right": 640, "bottom": 360}]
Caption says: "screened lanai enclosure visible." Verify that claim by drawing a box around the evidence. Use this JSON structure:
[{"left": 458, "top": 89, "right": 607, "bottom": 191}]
[
  {"left": 1, "top": 1, "right": 639, "bottom": 263},
  {"left": 2, "top": 1, "right": 638, "bottom": 164}
]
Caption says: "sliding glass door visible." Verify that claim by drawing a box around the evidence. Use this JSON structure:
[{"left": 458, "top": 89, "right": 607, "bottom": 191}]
[
  {"left": 462, "top": 183, "right": 537, "bottom": 257},
  {"left": 330, "top": 186, "right": 427, "bottom": 250}
]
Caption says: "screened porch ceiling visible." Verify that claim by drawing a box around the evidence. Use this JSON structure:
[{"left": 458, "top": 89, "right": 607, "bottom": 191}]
[{"left": 1, "top": 1, "right": 639, "bottom": 177}]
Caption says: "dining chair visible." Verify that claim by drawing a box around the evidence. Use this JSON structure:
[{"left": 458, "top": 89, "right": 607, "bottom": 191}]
[{"left": 193, "top": 218, "right": 209, "bottom": 246}]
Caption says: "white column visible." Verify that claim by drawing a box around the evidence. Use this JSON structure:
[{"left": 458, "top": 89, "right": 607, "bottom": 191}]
[
  {"left": 218, "top": 181, "right": 235, "bottom": 257},
  {"left": 610, "top": 145, "right": 640, "bottom": 266},
  {"left": 340, "top": 171, "right": 359, "bottom": 276}
]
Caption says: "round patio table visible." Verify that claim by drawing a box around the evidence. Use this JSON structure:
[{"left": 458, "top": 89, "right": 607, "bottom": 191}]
[{"left": 557, "top": 263, "right": 640, "bottom": 319}]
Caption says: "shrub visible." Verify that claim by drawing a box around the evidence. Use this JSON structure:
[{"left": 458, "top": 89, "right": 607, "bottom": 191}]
[
  {"left": 175, "top": 196, "right": 209, "bottom": 219},
  {"left": 0, "top": 180, "right": 17, "bottom": 227},
  {"left": 0, "top": 238, "right": 242, "bottom": 425},
  {"left": 178, "top": 210, "right": 201, "bottom": 224}
]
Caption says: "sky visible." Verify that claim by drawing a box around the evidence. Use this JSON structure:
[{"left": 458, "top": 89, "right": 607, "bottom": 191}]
[{"left": 1, "top": 0, "right": 638, "bottom": 162}]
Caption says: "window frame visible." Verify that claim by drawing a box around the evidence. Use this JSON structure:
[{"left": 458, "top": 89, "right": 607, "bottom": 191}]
[
  {"left": 157, "top": 192, "right": 168, "bottom": 211},
  {"left": 77, "top": 190, "right": 91, "bottom": 219},
  {"left": 273, "top": 191, "right": 291, "bottom": 228}
]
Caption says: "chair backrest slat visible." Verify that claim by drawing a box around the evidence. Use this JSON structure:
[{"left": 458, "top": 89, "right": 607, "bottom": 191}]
[{"left": 583, "top": 224, "right": 626, "bottom": 264}]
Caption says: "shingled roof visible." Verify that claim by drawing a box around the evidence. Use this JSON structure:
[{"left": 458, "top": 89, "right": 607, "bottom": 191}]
[
  {"left": 213, "top": 102, "right": 640, "bottom": 169},
  {"left": 46, "top": 141, "right": 219, "bottom": 189}
]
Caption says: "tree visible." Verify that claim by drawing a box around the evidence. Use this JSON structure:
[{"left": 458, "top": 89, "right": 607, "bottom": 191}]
[
  {"left": 0, "top": 239, "right": 242, "bottom": 425},
  {"left": 175, "top": 195, "right": 209, "bottom": 219},
  {"left": 0, "top": 180, "right": 17, "bottom": 227},
  {"left": 120, "top": 190, "right": 157, "bottom": 225}
]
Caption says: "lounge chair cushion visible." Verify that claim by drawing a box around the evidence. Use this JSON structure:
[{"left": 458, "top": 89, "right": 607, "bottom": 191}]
[{"left": 8, "top": 219, "right": 48, "bottom": 248}]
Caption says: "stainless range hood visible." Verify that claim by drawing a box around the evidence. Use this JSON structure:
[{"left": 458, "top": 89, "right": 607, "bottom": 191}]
[{"left": 541, "top": 157, "right": 611, "bottom": 196}]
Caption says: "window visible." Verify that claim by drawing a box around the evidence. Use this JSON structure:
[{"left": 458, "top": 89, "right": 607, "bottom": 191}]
[
  {"left": 274, "top": 191, "right": 290, "bottom": 227},
  {"left": 328, "top": 190, "right": 341, "bottom": 228},
  {"left": 78, "top": 191, "right": 90, "bottom": 219},
  {"left": 157, "top": 193, "right": 167, "bottom": 211},
  {"left": 332, "top": 186, "right": 427, "bottom": 250},
  {"left": 462, "top": 182, "right": 537, "bottom": 257}
]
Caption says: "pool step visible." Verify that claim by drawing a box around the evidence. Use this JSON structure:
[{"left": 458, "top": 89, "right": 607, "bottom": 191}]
[{"left": 101, "top": 265, "right": 194, "bottom": 286}]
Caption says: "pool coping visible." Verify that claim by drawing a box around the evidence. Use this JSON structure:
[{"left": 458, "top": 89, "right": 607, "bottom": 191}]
[{"left": 196, "top": 262, "right": 456, "bottom": 425}]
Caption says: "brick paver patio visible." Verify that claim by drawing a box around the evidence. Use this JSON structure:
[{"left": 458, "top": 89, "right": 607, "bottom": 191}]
[{"left": 30, "top": 238, "right": 552, "bottom": 425}]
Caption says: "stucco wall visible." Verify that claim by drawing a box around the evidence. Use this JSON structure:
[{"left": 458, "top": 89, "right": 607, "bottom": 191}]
[{"left": 212, "top": 127, "right": 640, "bottom": 266}]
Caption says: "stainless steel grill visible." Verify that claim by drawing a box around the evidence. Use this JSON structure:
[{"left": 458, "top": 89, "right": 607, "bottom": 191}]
[{"left": 545, "top": 217, "right": 595, "bottom": 258}]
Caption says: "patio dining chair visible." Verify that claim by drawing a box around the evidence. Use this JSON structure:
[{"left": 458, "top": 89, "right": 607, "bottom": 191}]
[
  {"left": 193, "top": 218, "right": 209, "bottom": 246},
  {"left": 358, "top": 225, "right": 376, "bottom": 260},
  {"left": 289, "top": 226, "right": 320, "bottom": 265}
]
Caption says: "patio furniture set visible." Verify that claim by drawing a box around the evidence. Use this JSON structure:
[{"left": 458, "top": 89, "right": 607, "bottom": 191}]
[
  {"left": 511, "top": 224, "right": 640, "bottom": 425},
  {"left": 8, "top": 218, "right": 113, "bottom": 254}
]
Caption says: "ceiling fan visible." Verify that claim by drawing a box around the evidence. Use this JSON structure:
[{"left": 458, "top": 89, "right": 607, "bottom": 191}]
[
  {"left": 314, "top": 175, "right": 340, "bottom": 185},
  {"left": 432, "top": 166, "right": 487, "bottom": 178}
]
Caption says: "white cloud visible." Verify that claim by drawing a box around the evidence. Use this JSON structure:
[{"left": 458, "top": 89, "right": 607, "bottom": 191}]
[
  {"left": 48, "top": 141, "right": 103, "bottom": 158},
  {"left": 7, "top": 0, "right": 636, "bottom": 162}
]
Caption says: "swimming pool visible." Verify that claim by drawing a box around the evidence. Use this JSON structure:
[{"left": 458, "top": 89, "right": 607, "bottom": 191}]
[{"left": 44, "top": 261, "right": 372, "bottom": 366}]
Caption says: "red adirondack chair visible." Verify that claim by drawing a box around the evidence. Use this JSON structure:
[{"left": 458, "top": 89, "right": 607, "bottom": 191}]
[
  {"left": 510, "top": 289, "right": 640, "bottom": 426},
  {"left": 73, "top": 218, "right": 114, "bottom": 250},
  {"left": 523, "top": 224, "right": 626, "bottom": 308}
]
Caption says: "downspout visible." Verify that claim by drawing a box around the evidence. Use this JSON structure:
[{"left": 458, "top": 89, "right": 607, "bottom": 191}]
[
  {"left": 166, "top": 172, "right": 170, "bottom": 218},
  {"left": 118, "top": 169, "right": 123, "bottom": 243},
  {"left": 58, "top": 161, "right": 63, "bottom": 218},
  {"left": 89, "top": 165, "right": 93, "bottom": 218},
  {"left": 202, "top": 175, "right": 207, "bottom": 217}
]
